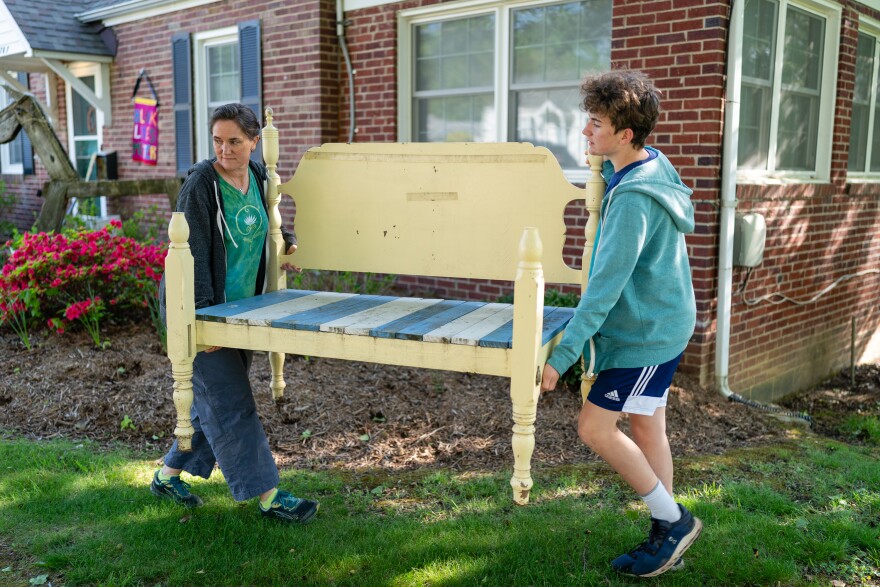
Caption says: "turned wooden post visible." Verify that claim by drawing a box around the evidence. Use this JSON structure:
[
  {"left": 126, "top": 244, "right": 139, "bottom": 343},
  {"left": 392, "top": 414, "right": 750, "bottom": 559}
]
[
  {"left": 165, "top": 212, "right": 196, "bottom": 450},
  {"left": 509, "top": 226, "right": 545, "bottom": 505},
  {"left": 262, "top": 107, "right": 287, "bottom": 400},
  {"left": 580, "top": 154, "right": 605, "bottom": 403}
]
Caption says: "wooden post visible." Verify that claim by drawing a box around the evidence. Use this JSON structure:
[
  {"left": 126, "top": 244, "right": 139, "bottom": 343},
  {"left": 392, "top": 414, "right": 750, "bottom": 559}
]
[
  {"left": 580, "top": 154, "right": 605, "bottom": 403},
  {"left": 262, "top": 107, "right": 287, "bottom": 400},
  {"left": 509, "top": 226, "right": 545, "bottom": 505},
  {"left": 165, "top": 212, "right": 196, "bottom": 450}
]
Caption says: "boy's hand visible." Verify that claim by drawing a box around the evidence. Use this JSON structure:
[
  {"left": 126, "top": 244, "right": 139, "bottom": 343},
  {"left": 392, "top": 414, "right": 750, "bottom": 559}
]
[
  {"left": 281, "top": 243, "right": 301, "bottom": 272},
  {"left": 540, "top": 363, "right": 559, "bottom": 392}
]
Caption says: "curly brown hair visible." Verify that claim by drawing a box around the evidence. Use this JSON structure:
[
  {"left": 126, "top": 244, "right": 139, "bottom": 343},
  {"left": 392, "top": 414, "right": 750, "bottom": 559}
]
[{"left": 581, "top": 70, "right": 660, "bottom": 149}]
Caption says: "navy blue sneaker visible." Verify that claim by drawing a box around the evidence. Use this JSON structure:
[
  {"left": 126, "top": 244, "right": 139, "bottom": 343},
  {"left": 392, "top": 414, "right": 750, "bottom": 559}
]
[
  {"left": 260, "top": 490, "right": 319, "bottom": 524},
  {"left": 611, "top": 504, "right": 702, "bottom": 577},
  {"left": 150, "top": 470, "right": 204, "bottom": 508}
]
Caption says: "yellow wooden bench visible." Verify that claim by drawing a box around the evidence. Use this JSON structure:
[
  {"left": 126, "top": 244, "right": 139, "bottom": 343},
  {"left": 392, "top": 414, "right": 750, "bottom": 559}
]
[{"left": 164, "top": 108, "right": 604, "bottom": 505}]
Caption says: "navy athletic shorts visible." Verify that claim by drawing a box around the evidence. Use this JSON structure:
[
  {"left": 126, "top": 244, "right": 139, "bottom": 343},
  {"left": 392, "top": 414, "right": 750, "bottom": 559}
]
[{"left": 586, "top": 352, "right": 683, "bottom": 415}]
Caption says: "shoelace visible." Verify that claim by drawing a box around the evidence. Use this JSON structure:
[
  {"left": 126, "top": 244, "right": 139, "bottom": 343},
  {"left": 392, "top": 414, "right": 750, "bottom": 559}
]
[
  {"left": 164, "top": 477, "right": 192, "bottom": 494},
  {"left": 632, "top": 519, "right": 671, "bottom": 556},
  {"left": 273, "top": 491, "right": 300, "bottom": 509}
]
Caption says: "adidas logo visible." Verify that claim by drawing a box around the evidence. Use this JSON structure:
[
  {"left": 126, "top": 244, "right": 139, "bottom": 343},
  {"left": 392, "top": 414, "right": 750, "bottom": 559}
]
[{"left": 604, "top": 390, "right": 620, "bottom": 401}]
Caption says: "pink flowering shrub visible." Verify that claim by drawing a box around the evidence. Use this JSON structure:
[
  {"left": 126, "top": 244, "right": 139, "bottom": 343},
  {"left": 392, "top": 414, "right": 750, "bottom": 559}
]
[{"left": 0, "top": 220, "right": 166, "bottom": 349}]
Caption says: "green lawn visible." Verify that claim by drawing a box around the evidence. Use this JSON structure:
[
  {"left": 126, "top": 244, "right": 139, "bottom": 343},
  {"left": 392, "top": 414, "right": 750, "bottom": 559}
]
[{"left": 0, "top": 435, "right": 877, "bottom": 586}]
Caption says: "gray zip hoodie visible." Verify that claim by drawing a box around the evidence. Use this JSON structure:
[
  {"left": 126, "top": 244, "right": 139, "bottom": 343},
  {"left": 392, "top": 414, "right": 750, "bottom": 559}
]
[{"left": 158, "top": 158, "right": 295, "bottom": 321}]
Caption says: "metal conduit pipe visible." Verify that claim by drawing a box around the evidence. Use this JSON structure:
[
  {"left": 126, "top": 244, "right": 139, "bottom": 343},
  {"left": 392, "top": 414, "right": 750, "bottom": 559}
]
[
  {"left": 337, "top": 0, "right": 356, "bottom": 143},
  {"left": 717, "top": 0, "right": 811, "bottom": 424}
]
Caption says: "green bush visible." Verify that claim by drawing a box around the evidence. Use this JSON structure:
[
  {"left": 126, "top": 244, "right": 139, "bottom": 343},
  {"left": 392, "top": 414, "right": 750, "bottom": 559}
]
[
  {"left": 289, "top": 269, "right": 397, "bottom": 295},
  {"left": 0, "top": 220, "right": 165, "bottom": 349}
]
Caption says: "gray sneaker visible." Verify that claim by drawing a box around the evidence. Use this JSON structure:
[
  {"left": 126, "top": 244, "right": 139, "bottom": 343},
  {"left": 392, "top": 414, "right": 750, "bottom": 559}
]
[
  {"left": 150, "top": 470, "right": 204, "bottom": 508},
  {"left": 259, "top": 490, "right": 319, "bottom": 524}
]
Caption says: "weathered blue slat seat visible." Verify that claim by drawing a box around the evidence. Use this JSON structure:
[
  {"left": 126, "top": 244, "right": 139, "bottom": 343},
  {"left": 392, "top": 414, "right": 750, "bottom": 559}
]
[{"left": 195, "top": 291, "right": 575, "bottom": 348}]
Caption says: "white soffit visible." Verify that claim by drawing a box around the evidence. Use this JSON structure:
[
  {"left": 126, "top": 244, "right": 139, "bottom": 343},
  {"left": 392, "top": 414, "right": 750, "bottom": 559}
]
[{"left": 78, "top": 0, "right": 221, "bottom": 26}]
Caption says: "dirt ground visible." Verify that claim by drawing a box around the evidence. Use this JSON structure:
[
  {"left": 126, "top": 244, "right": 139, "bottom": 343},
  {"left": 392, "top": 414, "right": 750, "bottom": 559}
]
[{"left": 0, "top": 323, "right": 877, "bottom": 472}]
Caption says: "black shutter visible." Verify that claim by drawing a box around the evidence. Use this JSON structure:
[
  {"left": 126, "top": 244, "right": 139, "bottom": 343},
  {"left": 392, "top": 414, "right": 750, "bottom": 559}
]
[
  {"left": 172, "top": 32, "right": 193, "bottom": 175},
  {"left": 239, "top": 20, "right": 262, "bottom": 163},
  {"left": 18, "top": 72, "right": 34, "bottom": 175}
]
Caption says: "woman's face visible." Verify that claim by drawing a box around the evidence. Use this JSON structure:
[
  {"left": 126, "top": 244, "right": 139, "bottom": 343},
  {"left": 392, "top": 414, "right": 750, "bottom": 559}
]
[{"left": 212, "top": 119, "right": 259, "bottom": 174}]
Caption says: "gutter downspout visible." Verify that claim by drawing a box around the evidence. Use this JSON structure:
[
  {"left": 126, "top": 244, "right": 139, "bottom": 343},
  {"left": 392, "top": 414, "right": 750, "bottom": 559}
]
[
  {"left": 337, "top": 0, "right": 356, "bottom": 143},
  {"left": 717, "top": 1, "right": 811, "bottom": 424},
  {"left": 716, "top": 0, "right": 743, "bottom": 402}
]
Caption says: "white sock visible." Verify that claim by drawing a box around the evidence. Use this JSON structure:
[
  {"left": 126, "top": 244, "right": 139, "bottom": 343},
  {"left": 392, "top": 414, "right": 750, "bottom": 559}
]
[{"left": 640, "top": 481, "right": 681, "bottom": 523}]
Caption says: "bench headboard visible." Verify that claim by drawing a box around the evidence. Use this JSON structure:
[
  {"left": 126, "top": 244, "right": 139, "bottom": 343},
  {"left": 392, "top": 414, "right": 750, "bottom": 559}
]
[{"left": 262, "top": 110, "right": 604, "bottom": 289}]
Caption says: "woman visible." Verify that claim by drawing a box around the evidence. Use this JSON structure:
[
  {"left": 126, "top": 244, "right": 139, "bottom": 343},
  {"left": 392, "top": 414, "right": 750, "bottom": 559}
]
[{"left": 154, "top": 103, "right": 318, "bottom": 524}]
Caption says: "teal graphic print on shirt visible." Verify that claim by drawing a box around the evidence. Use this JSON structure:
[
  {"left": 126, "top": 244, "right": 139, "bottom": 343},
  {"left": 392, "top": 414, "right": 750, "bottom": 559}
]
[{"left": 220, "top": 169, "right": 267, "bottom": 302}]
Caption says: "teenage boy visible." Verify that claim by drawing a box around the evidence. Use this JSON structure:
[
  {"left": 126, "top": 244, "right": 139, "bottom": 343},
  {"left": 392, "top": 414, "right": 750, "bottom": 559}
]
[{"left": 541, "top": 69, "right": 701, "bottom": 577}]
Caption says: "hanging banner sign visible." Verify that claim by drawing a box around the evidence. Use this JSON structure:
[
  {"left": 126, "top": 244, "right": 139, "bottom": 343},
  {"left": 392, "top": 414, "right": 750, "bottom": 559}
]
[
  {"left": 131, "top": 69, "right": 160, "bottom": 166},
  {"left": 132, "top": 97, "right": 158, "bottom": 165}
]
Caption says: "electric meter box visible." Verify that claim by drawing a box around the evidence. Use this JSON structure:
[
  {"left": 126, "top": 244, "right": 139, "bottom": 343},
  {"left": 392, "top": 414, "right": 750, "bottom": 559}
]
[{"left": 732, "top": 212, "right": 766, "bottom": 267}]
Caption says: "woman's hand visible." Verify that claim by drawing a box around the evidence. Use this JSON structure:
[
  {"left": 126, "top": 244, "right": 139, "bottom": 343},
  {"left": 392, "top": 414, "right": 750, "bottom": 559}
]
[{"left": 280, "top": 243, "right": 301, "bottom": 272}]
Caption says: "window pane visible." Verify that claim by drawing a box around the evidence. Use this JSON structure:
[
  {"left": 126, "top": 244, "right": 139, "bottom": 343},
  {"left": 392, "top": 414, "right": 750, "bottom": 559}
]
[
  {"left": 514, "top": 87, "right": 585, "bottom": 168},
  {"left": 208, "top": 43, "right": 240, "bottom": 103},
  {"left": 777, "top": 90, "right": 817, "bottom": 170},
  {"left": 72, "top": 75, "right": 97, "bottom": 137},
  {"left": 871, "top": 99, "right": 880, "bottom": 171},
  {"left": 777, "top": 6, "right": 823, "bottom": 171},
  {"left": 781, "top": 7, "right": 824, "bottom": 91},
  {"left": 414, "top": 15, "right": 494, "bottom": 92},
  {"left": 848, "top": 33, "right": 875, "bottom": 172},
  {"left": 75, "top": 139, "right": 98, "bottom": 178},
  {"left": 2, "top": 88, "right": 23, "bottom": 166},
  {"left": 414, "top": 93, "right": 495, "bottom": 142},
  {"left": 739, "top": 84, "right": 771, "bottom": 168},
  {"left": 510, "top": 0, "right": 610, "bottom": 170},
  {"left": 512, "top": 1, "right": 610, "bottom": 85},
  {"left": 739, "top": 0, "right": 776, "bottom": 170},
  {"left": 742, "top": 0, "right": 777, "bottom": 81}
]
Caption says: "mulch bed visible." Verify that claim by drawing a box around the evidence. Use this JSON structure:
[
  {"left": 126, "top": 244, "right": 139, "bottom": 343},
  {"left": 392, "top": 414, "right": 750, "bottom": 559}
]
[{"left": 0, "top": 322, "right": 816, "bottom": 473}]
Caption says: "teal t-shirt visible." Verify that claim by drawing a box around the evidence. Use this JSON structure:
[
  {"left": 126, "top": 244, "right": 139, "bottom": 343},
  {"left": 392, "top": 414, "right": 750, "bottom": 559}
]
[{"left": 219, "top": 169, "right": 268, "bottom": 303}]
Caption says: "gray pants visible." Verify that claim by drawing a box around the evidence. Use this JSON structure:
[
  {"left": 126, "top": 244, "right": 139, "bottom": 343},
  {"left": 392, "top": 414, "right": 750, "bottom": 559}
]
[{"left": 163, "top": 347, "right": 280, "bottom": 501}]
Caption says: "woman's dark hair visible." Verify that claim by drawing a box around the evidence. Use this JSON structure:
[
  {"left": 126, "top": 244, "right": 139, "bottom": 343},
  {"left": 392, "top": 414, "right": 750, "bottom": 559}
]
[
  {"left": 209, "top": 103, "right": 261, "bottom": 140},
  {"left": 581, "top": 70, "right": 660, "bottom": 149}
]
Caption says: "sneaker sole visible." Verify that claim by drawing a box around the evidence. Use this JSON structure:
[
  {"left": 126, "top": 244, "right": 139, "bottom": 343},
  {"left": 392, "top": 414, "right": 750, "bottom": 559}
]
[
  {"left": 640, "top": 517, "right": 703, "bottom": 578},
  {"left": 261, "top": 502, "right": 319, "bottom": 524}
]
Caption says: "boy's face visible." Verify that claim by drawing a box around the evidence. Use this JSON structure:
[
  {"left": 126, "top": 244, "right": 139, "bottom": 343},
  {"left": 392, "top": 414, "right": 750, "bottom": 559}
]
[{"left": 582, "top": 111, "right": 631, "bottom": 159}]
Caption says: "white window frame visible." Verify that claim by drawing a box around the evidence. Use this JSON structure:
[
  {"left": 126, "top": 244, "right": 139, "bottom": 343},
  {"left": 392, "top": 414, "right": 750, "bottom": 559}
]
[
  {"left": 193, "top": 26, "right": 239, "bottom": 161},
  {"left": 398, "top": 0, "right": 598, "bottom": 183},
  {"left": 847, "top": 16, "right": 880, "bottom": 182},
  {"left": 0, "top": 85, "right": 23, "bottom": 175},
  {"left": 736, "top": 0, "right": 841, "bottom": 184},
  {"left": 65, "top": 62, "right": 107, "bottom": 218}
]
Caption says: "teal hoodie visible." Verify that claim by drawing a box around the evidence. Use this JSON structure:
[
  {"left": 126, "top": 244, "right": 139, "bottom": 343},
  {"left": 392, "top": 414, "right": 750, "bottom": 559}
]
[{"left": 547, "top": 147, "right": 696, "bottom": 376}]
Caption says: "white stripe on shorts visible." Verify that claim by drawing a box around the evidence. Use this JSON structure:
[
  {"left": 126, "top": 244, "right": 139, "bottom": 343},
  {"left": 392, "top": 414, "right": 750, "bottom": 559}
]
[{"left": 630, "top": 364, "right": 658, "bottom": 398}]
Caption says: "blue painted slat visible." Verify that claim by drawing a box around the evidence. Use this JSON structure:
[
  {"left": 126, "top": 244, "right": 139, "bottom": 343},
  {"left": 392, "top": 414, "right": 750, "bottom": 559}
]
[
  {"left": 476, "top": 306, "right": 576, "bottom": 349},
  {"left": 540, "top": 306, "right": 575, "bottom": 345},
  {"left": 271, "top": 294, "right": 395, "bottom": 331},
  {"left": 369, "top": 300, "right": 469, "bottom": 339},
  {"left": 380, "top": 300, "right": 486, "bottom": 341},
  {"left": 195, "top": 289, "right": 318, "bottom": 322}
]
